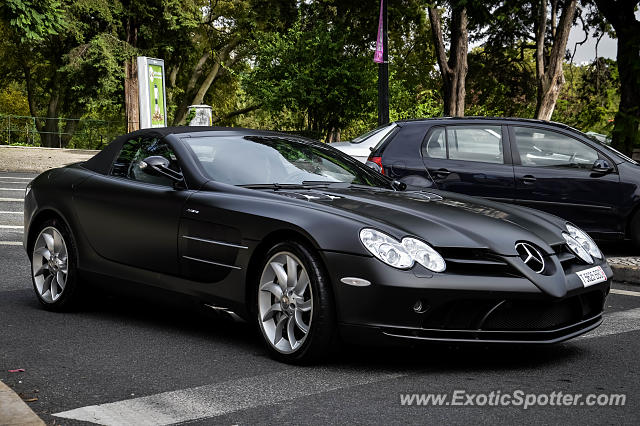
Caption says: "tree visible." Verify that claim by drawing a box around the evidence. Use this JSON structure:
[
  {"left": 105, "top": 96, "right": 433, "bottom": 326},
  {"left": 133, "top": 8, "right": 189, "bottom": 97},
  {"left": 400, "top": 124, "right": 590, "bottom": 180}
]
[
  {"left": 243, "top": 3, "right": 377, "bottom": 141},
  {"left": 427, "top": 1, "right": 468, "bottom": 116},
  {"left": 592, "top": 0, "right": 640, "bottom": 155},
  {"left": 534, "top": 0, "right": 578, "bottom": 120},
  {"left": 0, "top": 0, "right": 65, "bottom": 42}
]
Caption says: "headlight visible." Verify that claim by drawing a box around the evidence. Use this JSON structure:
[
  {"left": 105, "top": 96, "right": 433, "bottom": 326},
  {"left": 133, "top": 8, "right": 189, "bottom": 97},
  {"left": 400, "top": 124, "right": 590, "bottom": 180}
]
[
  {"left": 359, "top": 228, "right": 446, "bottom": 272},
  {"left": 402, "top": 237, "right": 446, "bottom": 272},
  {"left": 359, "top": 229, "right": 413, "bottom": 269},
  {"left": 566, "top": 223, "right": 601, "bottom": 260},
  {"left": 562, "top": 232, "right": 593, "bottom": 264}
]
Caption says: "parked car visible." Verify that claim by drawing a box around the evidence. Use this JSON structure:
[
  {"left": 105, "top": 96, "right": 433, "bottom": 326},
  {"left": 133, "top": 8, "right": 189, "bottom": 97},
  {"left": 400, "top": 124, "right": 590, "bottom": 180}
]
[
  {"left": 586, "top": 131, "right": 612, "bottom": 145},
  {"left": 24, "top": 127, "right": 611, "bottom": 363},
  {"left": 329, "top": 122, "right": 397, "bottom": 162},
  {"left": 366, "top": 117, "right": 640, "bottom": 246}
]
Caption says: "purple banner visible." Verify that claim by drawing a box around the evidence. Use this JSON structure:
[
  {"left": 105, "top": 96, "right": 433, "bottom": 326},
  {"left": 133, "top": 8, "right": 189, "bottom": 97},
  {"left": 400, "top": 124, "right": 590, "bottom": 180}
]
[{"left": 374, "top": 0, "right": 384, "bottom": 63}]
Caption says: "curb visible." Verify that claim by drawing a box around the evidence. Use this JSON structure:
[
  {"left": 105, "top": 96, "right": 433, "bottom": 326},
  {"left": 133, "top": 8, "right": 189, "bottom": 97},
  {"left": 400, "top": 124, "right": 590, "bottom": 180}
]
[
  {"left": 608, "top": 258, "right": 640, "bottom": 286},
  {"left": 0, "top": 380, "right": 44, "bottom": 426}
]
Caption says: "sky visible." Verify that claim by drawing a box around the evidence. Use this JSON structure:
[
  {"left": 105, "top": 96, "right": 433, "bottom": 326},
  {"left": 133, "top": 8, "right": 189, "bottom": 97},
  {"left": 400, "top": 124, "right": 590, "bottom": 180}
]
[
  {"left": 566, "top": 9, "right": 639, "bottom": 64},
  {"left": 568, "top": 26, "right": 617, "bottom": 64}
]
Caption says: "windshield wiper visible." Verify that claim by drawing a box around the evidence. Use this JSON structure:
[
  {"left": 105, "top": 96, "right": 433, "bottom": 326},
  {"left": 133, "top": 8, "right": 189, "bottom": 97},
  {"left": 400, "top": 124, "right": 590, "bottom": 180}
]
[
  {"left": 301, "top": 181, "right": 350, "bottom": 188},
  {"left": 240, "top": 182, "right": 343, "bottom": 190}
]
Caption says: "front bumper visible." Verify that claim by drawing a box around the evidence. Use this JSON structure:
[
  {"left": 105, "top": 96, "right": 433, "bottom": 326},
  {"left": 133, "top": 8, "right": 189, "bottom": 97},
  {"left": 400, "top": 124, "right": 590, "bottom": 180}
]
[{"left": 322, "top": 251, "right": 611, "bottom": 345}]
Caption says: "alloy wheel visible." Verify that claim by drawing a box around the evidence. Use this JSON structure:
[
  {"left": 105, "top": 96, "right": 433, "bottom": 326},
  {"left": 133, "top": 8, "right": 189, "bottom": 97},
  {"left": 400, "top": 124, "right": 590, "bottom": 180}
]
[
  {"left": 258, "top": 251, "right": 313, "bottom": 354},
  {"left": 32, "top": 226, "right": 68, "bottom": 303}
]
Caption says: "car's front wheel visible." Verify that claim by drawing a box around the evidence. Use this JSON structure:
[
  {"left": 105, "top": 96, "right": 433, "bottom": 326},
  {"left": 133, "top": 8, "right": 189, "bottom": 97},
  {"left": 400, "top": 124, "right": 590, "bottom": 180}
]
[
  {"left": 255, "top": 241, "right": 336, "bottom": 364},
  {"left": 30, "top": 219, "right": 80, "bottom": 311}
]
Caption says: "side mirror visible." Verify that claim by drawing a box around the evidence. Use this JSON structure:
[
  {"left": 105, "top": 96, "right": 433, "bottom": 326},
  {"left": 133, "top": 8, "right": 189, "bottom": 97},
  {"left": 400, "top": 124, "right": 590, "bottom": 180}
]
[
  {"left": 139, "top": 156, "right": 184, "bottom": 183},
  {"left": 592, "top": 159, "right": 613, "bottom": 174},
  {"left": 391, "top": 180, "right": 407, "bottom": 191}
]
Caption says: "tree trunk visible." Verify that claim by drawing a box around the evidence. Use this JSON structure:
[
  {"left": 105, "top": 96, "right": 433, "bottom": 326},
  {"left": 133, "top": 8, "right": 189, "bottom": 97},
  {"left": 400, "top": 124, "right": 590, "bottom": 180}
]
[
  {"left": 534, "top": 0, "right": 577, "bottom": 120},
  {"left": 39, "top": 75, "right": 61, "bottom": 148},
  {"left": 124, "top": 59, "right": 139, "bottom": 132},
  {"left": 428, "top": 6, "right": 468, "bottom": 117},
  {"left": 593, "top": 0, "right": 640, "bottom": 156},
  {"left": 124, "top": 18, "right": 139, "bottom": 132},
  {"left": 171, "top": 51, "right": 211, "bottom": 125},
  {"left": 212, "top": 104, "right": 262, "bottom": 125},
  {"left": 610, "top": 28, "right": 640, "bottom": 156},
  {"left": 173, "top": 39, "right": 240, "bottom": 125}
]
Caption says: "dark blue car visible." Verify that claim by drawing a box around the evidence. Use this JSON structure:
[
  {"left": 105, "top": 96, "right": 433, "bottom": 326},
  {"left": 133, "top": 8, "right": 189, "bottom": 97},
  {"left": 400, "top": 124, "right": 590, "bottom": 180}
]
[{"left": 366, "top": 117, "right": 640, "bottom": 246}]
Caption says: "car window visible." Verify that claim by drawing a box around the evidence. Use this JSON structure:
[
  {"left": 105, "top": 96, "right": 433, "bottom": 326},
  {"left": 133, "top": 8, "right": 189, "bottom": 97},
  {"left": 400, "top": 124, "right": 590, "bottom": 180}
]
[
  {"left": 513, "top": 127, "right": 598, "bottom": 169},
  {"left": 422, "top": 125, "right": 503, "bottom": 164},
  {"left": 446, "top": 126, "right": 504, "bottom": 164},
  {"left": 110, "top": 137, "right": 181, "bottom": 186},
  {"left": 423, "top": 127, "right": 447, "bottom": 159}
]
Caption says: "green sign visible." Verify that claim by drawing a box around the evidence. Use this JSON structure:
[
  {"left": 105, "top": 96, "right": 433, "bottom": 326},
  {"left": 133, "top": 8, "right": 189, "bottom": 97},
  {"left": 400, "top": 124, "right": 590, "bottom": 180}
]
[{"left": 148, "top": 64, "right": 165, "bottom": 127}]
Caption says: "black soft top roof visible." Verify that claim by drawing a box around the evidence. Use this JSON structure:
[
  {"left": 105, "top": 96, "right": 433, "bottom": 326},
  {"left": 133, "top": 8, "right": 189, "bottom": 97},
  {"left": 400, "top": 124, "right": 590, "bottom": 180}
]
[{"left": 82, "top": 126, "right": 316, "bottom": 175}]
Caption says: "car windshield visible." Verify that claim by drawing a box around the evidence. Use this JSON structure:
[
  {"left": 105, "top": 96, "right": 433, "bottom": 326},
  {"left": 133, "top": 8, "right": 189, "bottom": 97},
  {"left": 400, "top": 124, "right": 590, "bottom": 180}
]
[
  {"left": 184, "top": 135, "right": 391, "bottom": 188},
  {"left": 351, "top": 124, "right": 393, "bottom": 144}
]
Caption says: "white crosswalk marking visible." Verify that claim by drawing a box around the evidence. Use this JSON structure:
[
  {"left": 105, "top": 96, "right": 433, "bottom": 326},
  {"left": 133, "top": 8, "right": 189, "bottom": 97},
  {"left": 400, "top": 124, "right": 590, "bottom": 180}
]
[
  {"left": 0, "top": 225, "right": 23, "bottom": 229},
  {"left": 579, "top": 308, "right": 640, "bottom": 340},
  {"left": 53, "top": 304, "right": 640, "bottom": 426},
  {"left": 0, "top": 176, "right": 32, "bottom": 180},
  {"left": 0, "top": 211, "right": 22, "bottom": 214},
  {"left": 0, "top": 198, "right": 23, "bottom": 202},
  {"left": 53, "top": 368, "right": 402, "bottom": 425},
  {"left": 610, "top": 288, "right": 640, "bottom": 297},
  {"left": 0, "top": 241, "right": 22, "bottom": 246},
  {"left": 0, "top": 187, "right": 26, "bottom": 191}
]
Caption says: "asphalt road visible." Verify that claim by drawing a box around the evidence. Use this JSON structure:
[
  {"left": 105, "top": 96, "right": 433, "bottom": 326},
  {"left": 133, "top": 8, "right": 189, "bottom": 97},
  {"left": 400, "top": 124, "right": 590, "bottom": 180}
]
[{"left": 2, "top": 171, "right": 640, "bottom": 425}]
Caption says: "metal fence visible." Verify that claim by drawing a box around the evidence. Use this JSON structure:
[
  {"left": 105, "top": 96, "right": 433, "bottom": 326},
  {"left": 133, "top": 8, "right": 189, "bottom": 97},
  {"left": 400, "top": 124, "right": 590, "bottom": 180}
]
[{"left": 0, "top": 114, "right": 127, "bottom": 150}]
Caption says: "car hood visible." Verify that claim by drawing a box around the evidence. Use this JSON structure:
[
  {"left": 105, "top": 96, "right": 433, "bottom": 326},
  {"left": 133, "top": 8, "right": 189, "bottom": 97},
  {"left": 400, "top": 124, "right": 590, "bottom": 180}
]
[{"left": 274, "top": 187, "right": 567, "bottom": 257}]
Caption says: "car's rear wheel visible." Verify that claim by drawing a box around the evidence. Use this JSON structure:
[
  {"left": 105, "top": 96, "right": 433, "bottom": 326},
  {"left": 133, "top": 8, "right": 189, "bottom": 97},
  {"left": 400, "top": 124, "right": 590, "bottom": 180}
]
[
  {"left": 30, "top": 219, "right": 80, "bottom": 311},
  {"left": 631, "top": 211, "right": 640, "bottom": 248},
  {"left": 255, "top": 241, "right": 335, "bottom": 364}
]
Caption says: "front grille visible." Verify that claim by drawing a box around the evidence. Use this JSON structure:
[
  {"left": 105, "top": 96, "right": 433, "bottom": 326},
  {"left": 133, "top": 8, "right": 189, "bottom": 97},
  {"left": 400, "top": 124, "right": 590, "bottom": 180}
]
[
  {"left": 551, "top": 243, "right": 582, "bottom": 272},
  {"left": 437, "top": 247, "right": 524, "bottom": 278},
  {"left": 482, "top": 291, "right": 604, "bottom": 331},
  {"left": 420, "top": 290, "right": 605, "bottom": 332}
]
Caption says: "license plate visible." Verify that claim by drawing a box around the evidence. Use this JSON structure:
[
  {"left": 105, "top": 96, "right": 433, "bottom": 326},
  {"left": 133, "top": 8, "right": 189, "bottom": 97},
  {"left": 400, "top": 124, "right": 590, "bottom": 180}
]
[{"left": 576, "top": 266, "right": 607, "bottom": 287}]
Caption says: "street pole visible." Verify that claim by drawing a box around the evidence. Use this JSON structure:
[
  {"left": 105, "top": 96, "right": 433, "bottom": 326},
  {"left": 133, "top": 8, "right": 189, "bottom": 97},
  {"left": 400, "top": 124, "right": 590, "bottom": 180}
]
[{"left": 377, "top": 0, "right": 389, "bottom": 126}]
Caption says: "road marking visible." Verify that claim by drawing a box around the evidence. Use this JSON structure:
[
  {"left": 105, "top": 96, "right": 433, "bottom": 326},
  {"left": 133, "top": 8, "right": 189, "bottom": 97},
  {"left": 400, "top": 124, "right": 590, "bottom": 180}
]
[
  {"left": 0, "top": 177, "right": 32, "bottom": 180},
  {"left": 579, "top": 307, "right": 640, "bottom": 340},
  {"left": 52, "top": 305, "right": 640, "bottom": 425},
  {"left": 0, "top": 241, "right": 22, "bottom": 246},
  {"left": 53, "top": 368, "right": 402, "bottom": 425},
  {"left": 0, "top": 211, "right": 21, "bottom": 214},
  {"left": 0, "top": 225, "right": 23, "bottom": 229},
  {"left": 610, "top": 288, "right": 640, "bottom": 297},
  {"left": 0, "top": 188, "right": 25, "bottom": 191},
  {"left": 0, "top": 198, "right": 23, "bottom": 202}
]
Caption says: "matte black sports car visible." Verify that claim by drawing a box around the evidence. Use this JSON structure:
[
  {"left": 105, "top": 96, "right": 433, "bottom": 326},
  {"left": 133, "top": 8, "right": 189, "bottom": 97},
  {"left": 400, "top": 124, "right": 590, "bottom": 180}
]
[{"left": 24, "top": 127, "right": 612, "bottom": 363}]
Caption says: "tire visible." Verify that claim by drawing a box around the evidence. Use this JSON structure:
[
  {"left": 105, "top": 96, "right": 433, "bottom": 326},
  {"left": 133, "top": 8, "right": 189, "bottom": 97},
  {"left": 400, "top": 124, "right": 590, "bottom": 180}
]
[
  {"left": 254, "top": 241, "right": 336, "bottom": 364},
  {"left": 30, "top": 218, "right": 81, "bottom": 311},
  {"left": 631, "top": 212, "right": 640, "bottom": 249}
]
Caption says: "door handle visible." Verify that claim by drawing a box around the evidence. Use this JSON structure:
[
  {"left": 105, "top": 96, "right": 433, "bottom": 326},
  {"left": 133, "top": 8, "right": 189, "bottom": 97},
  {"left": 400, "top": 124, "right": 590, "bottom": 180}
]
[
  {"left": 522, "top": 175, "right": 537, "bottom": 184},
  {"left": 434, "top": 168, "right": 451, "bottom": 178}
]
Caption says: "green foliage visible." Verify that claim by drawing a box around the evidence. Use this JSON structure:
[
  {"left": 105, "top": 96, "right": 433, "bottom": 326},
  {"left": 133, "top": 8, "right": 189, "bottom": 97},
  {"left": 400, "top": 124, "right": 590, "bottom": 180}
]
[
  {"left": 0, "top": 83, "right": 29, "bottom": 116},
  {"left": 0, "top": 0, "right": 65, "bottom": 42},
  {"left": 466, "top": 46, "right": 537, "bottom": 118},
  {"left": 243, "top": 5, "right": 377, "bottom": 137},
  {"left": 553, "top": 58, "right": 620, "bottom": 136},
  {"left": 0, "top": 0, "right": 626, "bottom": 149}
]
